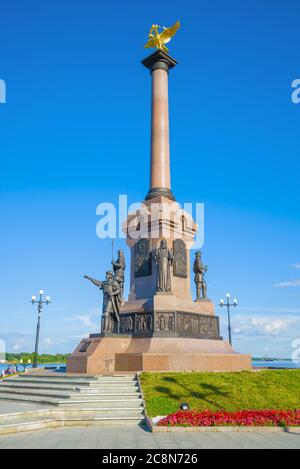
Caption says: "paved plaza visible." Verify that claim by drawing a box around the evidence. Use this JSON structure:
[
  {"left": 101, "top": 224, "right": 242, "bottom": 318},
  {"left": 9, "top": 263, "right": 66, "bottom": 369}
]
[{"left": 0, "top": 425, "right": 299, "bottom": 449}]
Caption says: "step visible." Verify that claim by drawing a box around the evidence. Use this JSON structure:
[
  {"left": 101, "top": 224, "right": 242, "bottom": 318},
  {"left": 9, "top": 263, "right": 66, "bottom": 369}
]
[
  {"left": 56, "top": 400, "right": 142, "bottom": 408},
  {"left": 3, "top": 379, "right": 137, "bottom": 388},
  {"left": 3, "top": 379, "right": 96, "bottom": 387},
  {"left": 13, "top": 374, "right": 136, "bottom": 380},
  {"left": 0, "top": 415, "right": 144, "bottom": 435},
  {"left": 0, "top": 403, "right": 143, "bottom": 419},
  {"left": 0, "top": 377, "right": 136, "bottom": 387},
  {"left": 0, "top": 387, "right": 140, "bottom": 399},
  {"left": 0, "top": 393, "right": 143, "bottom": 406},
  {"left": 0, "top": 414, "right": 143, "bottom": 425},
  {"left": 1, "top": 380, "right": 137, "bottom": 389},
  {"left": 0, "top": 406, "right": 144, "bottom": 424},
  {"left": 0, "top": 383, "right": 93, "bottom": 392},
  {"left": 16, "top": 374, "right": 98, "bottom": 380},
  {"left": 21, "top": 373, "right": 135, "bottom": 377},
  {"left": 0, "top": 384, "right": 138, "bottom": 393},
  {"left": 0, "top": 393, "right": 61, "bottom": 405},
  {"left": 0, "top": 394, "right": 141, "bottom": 404},
  {"left": 16, "top": 375, "right": 136, "bottom": 382},
  {"left": 0, "top": 384, "right": 139, "bottom": 395},
  {"left": 0, "top": 394, "right": 142, "bottom": 406}
]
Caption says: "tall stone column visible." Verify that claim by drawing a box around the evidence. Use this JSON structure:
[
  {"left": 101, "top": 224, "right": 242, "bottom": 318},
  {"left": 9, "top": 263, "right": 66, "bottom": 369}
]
[{"left": 142, "top": 50, "right": 177, "bottom": 201}]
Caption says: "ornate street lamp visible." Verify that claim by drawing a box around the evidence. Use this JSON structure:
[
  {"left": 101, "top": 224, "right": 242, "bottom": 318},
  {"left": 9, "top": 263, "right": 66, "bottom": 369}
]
[
  {"left": 219, "top": 293, "right": 238, "bottom": 346},
  {"left": 30, "top": 290, "right": 51, "bottom": 368}
]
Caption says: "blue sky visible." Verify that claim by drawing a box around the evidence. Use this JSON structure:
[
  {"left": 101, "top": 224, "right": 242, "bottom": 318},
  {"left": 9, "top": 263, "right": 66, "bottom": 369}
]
[{"left": 0, "top": 0, "right": 300, "bottom": 358}]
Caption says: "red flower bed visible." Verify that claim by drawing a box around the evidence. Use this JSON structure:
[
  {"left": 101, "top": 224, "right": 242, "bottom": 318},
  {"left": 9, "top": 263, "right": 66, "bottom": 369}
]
[{"left": 158, "top": 409, "right": 300, "bottom": 427}]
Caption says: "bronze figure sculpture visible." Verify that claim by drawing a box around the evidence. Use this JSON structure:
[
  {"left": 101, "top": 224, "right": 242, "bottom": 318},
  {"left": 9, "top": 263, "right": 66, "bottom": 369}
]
[
  {"left": 153, "top": 239, "right": 173, "bottom": 292},
  {"left": 193, "top": 251, "right": 208, "bottom": 300},
  {"left": 112, "top": 249, "right": 126, "bottom": 302},
  {"left": 84, "top": 271, "right": 121, "bottom": 334}
]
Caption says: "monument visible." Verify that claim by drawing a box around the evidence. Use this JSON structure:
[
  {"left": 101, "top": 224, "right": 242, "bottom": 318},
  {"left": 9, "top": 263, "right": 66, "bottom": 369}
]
[{"left": 67, "top": 22, "right": 251, "bottom": 373}]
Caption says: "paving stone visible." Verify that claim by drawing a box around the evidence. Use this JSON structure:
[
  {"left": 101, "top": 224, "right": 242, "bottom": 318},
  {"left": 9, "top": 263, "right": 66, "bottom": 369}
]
[{"left": 0, "top": 426, "right": 299, "bottom": 449}]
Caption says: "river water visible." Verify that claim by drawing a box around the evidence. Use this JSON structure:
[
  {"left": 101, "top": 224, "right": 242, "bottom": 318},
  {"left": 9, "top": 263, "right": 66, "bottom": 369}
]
[
  {"left": 1, "top": 361, "right": 299, "bottom": 372},
  {"left": 0, "top": 363, "right": 66, "bottom": 372},
  {"left": 252, "top": 360, "right": 300, "bottom": 369}
]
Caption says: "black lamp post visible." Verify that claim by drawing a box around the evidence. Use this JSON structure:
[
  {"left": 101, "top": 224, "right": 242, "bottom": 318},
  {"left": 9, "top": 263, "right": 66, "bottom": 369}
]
[
  {"left": 219, "top": 293, "right": 238, "bottom": 346},
  {"left": 31, "top": 290, "right": 51, "bottom": 368}
]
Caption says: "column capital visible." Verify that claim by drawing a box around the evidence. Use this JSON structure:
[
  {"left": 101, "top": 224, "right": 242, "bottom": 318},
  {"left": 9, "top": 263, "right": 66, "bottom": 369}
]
[{"left": 142, "top": 50, "right": 177, "bottom": 72}]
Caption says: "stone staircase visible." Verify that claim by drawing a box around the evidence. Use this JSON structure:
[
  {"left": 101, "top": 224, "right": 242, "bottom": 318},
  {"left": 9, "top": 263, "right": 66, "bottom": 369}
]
[{"left": 0, "top": 374, "right": 145, "bottom": 434}]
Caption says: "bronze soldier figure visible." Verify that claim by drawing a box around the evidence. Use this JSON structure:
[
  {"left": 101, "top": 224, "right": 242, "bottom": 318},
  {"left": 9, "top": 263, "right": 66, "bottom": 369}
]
[
  {"left": 84, "top": 271, "right": 121, "bottom": 334},
  {"left": 193, "top": 251, "right": 208, "bottom": 300},
  {"left": 112, "top": 249, "right": 126, "bottom": 302}
]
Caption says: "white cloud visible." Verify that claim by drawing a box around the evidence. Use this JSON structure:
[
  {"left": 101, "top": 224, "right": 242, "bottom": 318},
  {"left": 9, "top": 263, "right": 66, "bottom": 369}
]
[
  {"left": 12, "top": 337, "right": 26, "bottom": 351},
  {"left": 43, "top": 337, "right": 53, "bottom": 348},
  {"left": 73, "top": 314, "right": 98, "bottom": 329},
  {"left": 0, "top": 331, "right": 87, "bottom": 355},
  {"left": 291, "top": 263, "right": 300, "bottom": 269},
  {"left": 274, "top": 279, "right": 300, "bottom": 288},
  {"left": 55, "top": 308, "right": 99, "bottom": 324},
  {"left": 232, "top": 315, "right": 299, "bottom": 336}
]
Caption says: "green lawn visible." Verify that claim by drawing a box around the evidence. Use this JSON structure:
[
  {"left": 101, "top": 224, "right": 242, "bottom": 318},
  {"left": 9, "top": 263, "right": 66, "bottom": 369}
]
[{"left": 140, "top": 370, "right": 300, "bottom": 417}]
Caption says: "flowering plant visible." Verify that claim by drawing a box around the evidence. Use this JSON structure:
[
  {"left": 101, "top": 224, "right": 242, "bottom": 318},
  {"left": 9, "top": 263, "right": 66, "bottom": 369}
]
[{"left": 158, "top": 409, "right": 300, "bottom": 427}]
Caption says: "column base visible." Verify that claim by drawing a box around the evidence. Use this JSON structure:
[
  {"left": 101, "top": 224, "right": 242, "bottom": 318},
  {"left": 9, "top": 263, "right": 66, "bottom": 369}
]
[{"left": 145, "top": 187, "right": 175, "bottom": 201}]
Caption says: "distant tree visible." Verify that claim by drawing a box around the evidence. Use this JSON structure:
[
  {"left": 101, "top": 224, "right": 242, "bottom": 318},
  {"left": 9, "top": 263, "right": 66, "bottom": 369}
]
[{"left": 6, "top": 353, "right": 71, "bottom": 364}]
